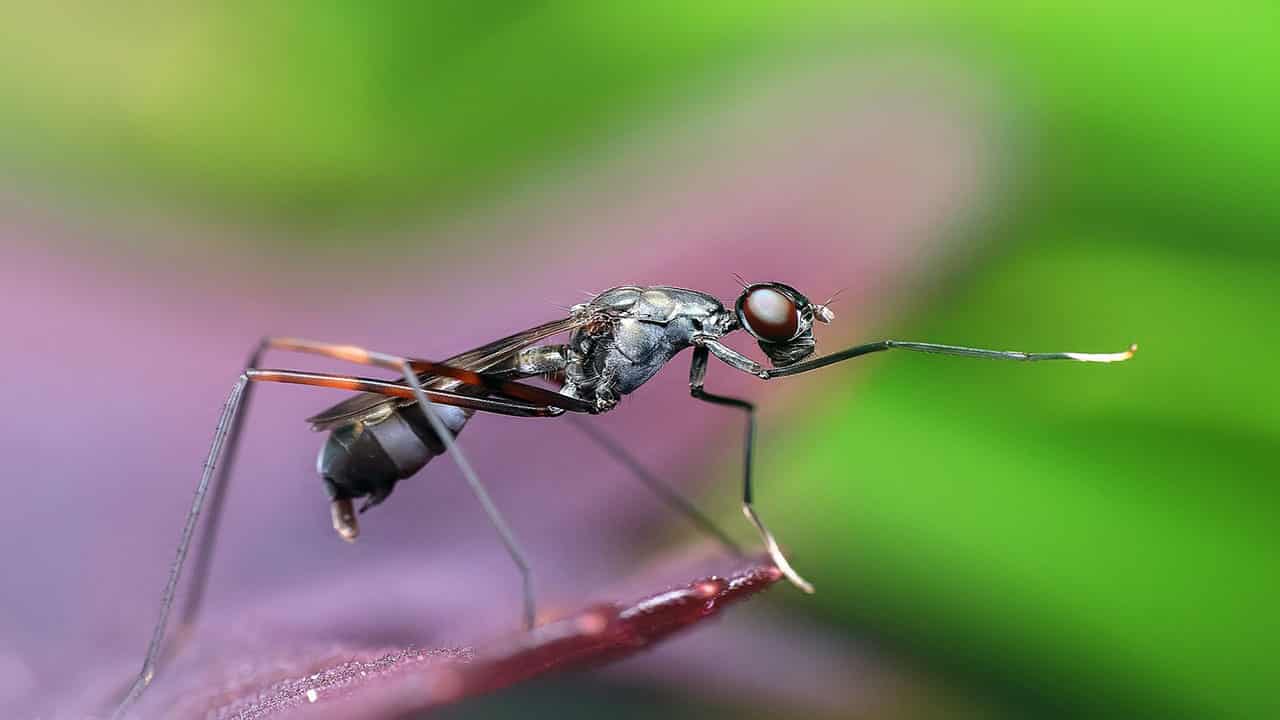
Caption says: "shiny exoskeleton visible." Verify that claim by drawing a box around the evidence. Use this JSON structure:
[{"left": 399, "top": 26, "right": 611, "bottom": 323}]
[
  {"left": 314, "top": 285, "right": 823, "bottom": 513},
  {"left": 114, "top": 277, "right": 1136, "bottom": 720}
]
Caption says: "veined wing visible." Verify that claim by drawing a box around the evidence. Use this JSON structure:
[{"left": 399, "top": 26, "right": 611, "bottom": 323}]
[{"left": 305, "top": 315, "right": 591, "bottom": 430}]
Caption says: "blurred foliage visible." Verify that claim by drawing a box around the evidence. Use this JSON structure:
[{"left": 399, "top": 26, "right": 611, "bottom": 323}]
[
  {"left": 0, "top": 3, "right": 793, "bottom": 230},
  {"left": 766, "top": 239, "right": 1278, "bottom": 719},
  {"left": 757, "top": 6, "right": 1280, "bottom": 720},
  {"left": 3, "top": 3, "right": 1277, "bottom": 719},
  {"left": 2, "top": 4, "right": 1276, "bottom": 247}
]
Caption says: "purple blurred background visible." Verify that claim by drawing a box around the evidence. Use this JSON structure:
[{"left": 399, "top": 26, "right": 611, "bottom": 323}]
[{"left": 1, "top": 66, "right": 989, "bottom": 718}]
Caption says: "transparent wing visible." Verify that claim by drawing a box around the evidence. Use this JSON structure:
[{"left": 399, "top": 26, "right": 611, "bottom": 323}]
[{"left": 305, "top": 315, "right": 592, "bottom": 430}]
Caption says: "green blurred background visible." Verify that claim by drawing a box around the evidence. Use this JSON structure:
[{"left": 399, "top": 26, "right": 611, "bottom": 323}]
[{"left": 3, "top": 4, "right": 1276, "bottom": 719}]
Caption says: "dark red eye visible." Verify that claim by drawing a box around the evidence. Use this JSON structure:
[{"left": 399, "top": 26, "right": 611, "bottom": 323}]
[{"left": 742, "top": 287, "right": 799, "bottom": 342}]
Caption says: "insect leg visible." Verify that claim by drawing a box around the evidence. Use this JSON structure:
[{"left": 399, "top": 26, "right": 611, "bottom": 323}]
[
  {"left": 238, "top": 338, "right": 541, "bottom": 629},
  {"left": 113, "top": 364, "right": 558, "bottom": 717},
  {"left": 244, "top": 369, "right": 560, "bottom": 416},
  {"left": 762, "top": 340, "right": 1138, "bottom": 378},
  {"left": 112, "top": 374, "right": 250, "bottom": 720},
  {"left": 565, "top": 414, "right": 743, "bottom": 556},
  {"left": 262, "top": 336, "right": 591, "bottom": 412},
  {"left": 254, "top": 365, "right": 541, "bottom": 628},
  {"left": 389, "top": 358, "right": 537, "bottom": 629},
  {"left": 688, "top": 347, "right": 814, "bottom": 593},
  {"left": 178, "top": 353, "right": 559, "bottom": 656},
  {"left": 176, "top": 340, "right": 269, "bottom": 654},
  {"left": 487, "top": 341, "right": 742, "bottom": 552}
]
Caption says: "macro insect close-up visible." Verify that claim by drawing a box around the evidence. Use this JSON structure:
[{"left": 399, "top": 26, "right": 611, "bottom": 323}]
[
  {"left": 111, "top": 282, "right": 1136, "bottom": 717},
  {"left": 3, "top": 6, "right": 1276, "bottom": 720}
]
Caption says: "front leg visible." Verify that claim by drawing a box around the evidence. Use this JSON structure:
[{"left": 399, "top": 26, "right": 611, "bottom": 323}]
[
  {"left": 691, "top": 334, "right": 769, "bottom": 378},
  {"left": 761, "top": 339, "right": 1137, "bottom": 378},
  {"left": 695, "top": 335, "right": 1136, "bottom": 381},
  {"left": 688, "top": 346, "right": 814, "bottom": 593}
]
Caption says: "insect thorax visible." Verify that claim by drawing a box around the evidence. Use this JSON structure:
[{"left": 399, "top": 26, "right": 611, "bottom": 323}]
[{"left": 563, "top": 286, "right": 733, "bottom": 411}]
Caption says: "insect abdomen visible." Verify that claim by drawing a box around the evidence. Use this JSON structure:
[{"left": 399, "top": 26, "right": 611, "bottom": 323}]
[{"left": 316, "top": 403, "right": 469, "bottom": 510}]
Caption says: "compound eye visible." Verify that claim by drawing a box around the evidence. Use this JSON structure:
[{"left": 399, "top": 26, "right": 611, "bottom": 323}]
[{"left": 742, "top": 287, "right": 799, "bottom": 342}]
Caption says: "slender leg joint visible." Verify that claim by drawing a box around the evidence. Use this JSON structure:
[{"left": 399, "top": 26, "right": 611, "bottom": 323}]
[
  {"left": 743, "top": 504, "right": 814, "bottom": 593},
  {"left": 688, "top": 346, "right": 814, "bottom": 595},
  {"left": 392, "top": 360, "right": 538, "bottom": 631}
]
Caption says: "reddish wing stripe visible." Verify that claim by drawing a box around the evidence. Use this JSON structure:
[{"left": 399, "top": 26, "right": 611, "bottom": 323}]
[
  {"left": 247, "top": 370, "right": 561, "bottom": 417},
  {"left": 250, "top": 369, "right": 415, "bottom": 398},
  {"left": 306, "top": 315, "right": 595, "bottom": 429},
  {"left": 406, "top": 358, "right": 592, "bottom": 412}
]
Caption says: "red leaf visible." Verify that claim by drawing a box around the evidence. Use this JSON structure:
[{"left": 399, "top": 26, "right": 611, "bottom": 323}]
[{"left": 181, "top": 561, "right": 780, "bottom": 719}]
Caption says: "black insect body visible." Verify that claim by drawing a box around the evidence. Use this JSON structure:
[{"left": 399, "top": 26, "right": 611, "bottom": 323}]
[{"left": 111, "top": 281, "right": 1136, "bottom": 718}]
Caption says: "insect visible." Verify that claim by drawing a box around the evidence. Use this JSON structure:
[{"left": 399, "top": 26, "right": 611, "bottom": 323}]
[{"left": 112, "top": 282, "right": 1136, "bottom": 717}]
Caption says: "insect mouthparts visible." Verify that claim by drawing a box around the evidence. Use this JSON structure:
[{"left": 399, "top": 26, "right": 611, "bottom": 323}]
[{"left": 331, "top": 498, "right": 360, "bottom": 542}]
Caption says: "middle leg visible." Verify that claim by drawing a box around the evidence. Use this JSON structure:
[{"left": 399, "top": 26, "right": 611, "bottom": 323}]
[
  {"left": 565, "top": 414, "right": 743, "bottom": 556},
  {"left": 493, "top": 341, "right": 743, "bottom": 555}
]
